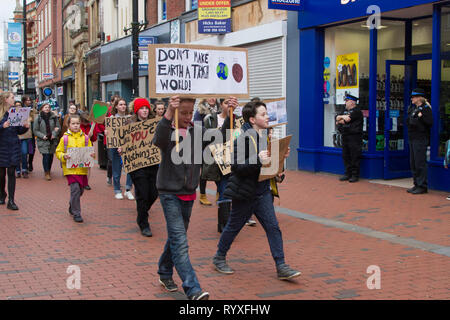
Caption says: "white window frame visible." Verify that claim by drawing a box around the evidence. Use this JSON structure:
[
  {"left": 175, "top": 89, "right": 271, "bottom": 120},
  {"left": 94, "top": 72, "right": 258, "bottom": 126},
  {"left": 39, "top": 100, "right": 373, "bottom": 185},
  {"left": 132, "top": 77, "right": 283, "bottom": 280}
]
[
  {"left": 185, "top": 0, "right": 198, "bottom": 11},
  {"left": 48, "top": 0, "right": 51, "bottom": 35},
  {"left": 158, "top": 0, "right": 167, "bottom": 23}
]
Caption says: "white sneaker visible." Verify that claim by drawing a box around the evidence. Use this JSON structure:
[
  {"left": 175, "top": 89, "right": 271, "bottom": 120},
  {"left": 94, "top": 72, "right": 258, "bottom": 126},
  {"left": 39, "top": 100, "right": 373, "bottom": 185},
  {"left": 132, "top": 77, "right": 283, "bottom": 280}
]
[
  {"left": 115, "top": 193, "right": 124, "bottom": 200},
  {"left": 124, "top": 191, "right": 135, "bottom": 200}
]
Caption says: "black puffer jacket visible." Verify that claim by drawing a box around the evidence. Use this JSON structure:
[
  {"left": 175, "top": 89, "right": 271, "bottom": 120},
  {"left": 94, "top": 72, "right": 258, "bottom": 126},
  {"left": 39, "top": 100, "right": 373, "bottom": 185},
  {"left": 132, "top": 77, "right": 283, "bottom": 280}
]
[{"left": 223, "top": 122, "right": 263, "bottom": 201}]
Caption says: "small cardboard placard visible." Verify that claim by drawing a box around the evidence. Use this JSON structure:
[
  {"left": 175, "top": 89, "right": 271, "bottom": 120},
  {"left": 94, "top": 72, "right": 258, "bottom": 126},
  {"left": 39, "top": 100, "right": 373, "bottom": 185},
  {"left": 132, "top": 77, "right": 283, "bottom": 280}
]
[
  {"left": 258, "top": 135, "right": 292, "bottom": 182},
  {"left": 89, "top": 100, "right": 109, "bottom": 124},
  {"left": 120, "top": 118, "right": 162, "bottom": 173},
  {"left": 148, "top": 44, "right": 249, "bottom": 99},
  {"left": 66, "top": 146, "right": 95, "bottom": 169},
  {"left": 209, "top": 140, "right": 233, "bottom": 176},
  {"left": 105, "top": 115, "right": 132, "bottom": 148},
  {"left": 8, "top": 107, "right": 31, "bottom": 126}
]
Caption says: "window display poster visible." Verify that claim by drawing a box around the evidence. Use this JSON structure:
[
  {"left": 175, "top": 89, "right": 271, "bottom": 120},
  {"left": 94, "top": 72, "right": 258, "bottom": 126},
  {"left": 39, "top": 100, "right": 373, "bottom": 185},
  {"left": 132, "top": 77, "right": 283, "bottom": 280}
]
[
  {"left": 198, "top": 0, "right": 231, "bottom": 34},
  {"left": 265, "top": 98, "right": 287, "bottom": 127},
  {"left": 149, "top": 44, "right": 249, "bottom": 98},
  {"left": 336, "top": 52, "right": 359, "bottom": 105}
]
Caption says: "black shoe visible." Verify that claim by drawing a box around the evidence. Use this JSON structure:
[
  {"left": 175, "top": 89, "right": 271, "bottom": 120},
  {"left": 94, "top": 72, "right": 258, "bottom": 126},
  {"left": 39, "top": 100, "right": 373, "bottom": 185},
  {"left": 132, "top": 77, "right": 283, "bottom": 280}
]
[
  {"left": 349, "top": 176, "right": 359, "bottom": 183},
  {"left": 0, "top": 192, "right": 7, "bottom": 205},
  {"left": 339, "top": 175, "right": 350, "bottom": 181},
  {"left": 16, "top": 172, "right": 21, "bottom": 178},
  {"left": 188, "top": 291, "right": 210, "bottom": 300},
  {"left": 84, "top": 185, "right": 91, "bottom": 190},
  {"left": 277, "top": 264, "right": 301, "bottom": 280},
  {"left": 28, "top": 164, "right": 33, "bottom": 172},
  {"left": 0, "top": 199, "right": 5, "bottom": 205},
  {"left": 7, "top": 200, "right": 19, "bottom": 211},
  {"left": 407, "top": 186, "right": 417, "bottom": 193},
  {"left": 141, "top": 227, "right": 152, "bottom": 237},
  {"left": 159, "top": 278, "right": 178, "bottom": 292},
  {"left": 74, "top": 215, "right": 84, "bottom": 223},
  {"left": 213, "top": 255, "right": 234, "bottom": 274},
  {"left": 411, "top": 187, "right": 427, "bottom": 194}
]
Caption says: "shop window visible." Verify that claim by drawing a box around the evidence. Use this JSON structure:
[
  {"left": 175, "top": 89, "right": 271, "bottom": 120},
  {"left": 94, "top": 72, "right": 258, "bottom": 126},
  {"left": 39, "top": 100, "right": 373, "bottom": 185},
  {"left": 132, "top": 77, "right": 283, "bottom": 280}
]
[
  {"left": 439, "top": 7, "right": 450, "bottom": 157},
  {"left": 323, "top": 22, "right": 370, "bottom": 150},
  {"left": 412, "top": 18, "right": 432, "bottom": 55},
  {"left": 186, "top": 0, "right": 198, "bottom": 11},
  {"left": 158, "top": 0, "right": 167, "bottom": 22}
]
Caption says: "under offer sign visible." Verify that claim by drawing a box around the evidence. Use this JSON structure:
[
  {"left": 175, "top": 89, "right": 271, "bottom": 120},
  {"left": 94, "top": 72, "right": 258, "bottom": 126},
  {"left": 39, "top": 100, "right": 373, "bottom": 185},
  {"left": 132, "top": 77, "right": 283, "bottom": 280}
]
[{"left": 148, "top": 44, "right": 249, "bottom": 99}]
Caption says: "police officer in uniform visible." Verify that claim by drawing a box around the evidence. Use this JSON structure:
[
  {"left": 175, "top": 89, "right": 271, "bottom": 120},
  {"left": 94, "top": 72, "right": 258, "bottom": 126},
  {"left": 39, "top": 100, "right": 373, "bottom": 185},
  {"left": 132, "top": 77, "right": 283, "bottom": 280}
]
[
  {"left": 406, "top": 88, "right": 433, "bottom": 194},
  {"left": 336, "top": 94, "right": 363, "bottom": 183}
]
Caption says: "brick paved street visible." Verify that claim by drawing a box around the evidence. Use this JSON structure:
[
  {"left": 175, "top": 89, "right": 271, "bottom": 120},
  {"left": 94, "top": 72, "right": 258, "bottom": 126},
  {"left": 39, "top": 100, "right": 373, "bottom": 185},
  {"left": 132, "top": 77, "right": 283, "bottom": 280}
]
[{"left": 0, "top": 148, "right": 449, "bottom": 300}]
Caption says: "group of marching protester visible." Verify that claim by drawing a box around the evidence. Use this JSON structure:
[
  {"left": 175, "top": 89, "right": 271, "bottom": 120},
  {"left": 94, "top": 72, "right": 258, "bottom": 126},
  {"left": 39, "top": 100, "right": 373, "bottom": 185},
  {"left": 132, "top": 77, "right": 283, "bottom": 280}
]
[{"left": 0, "top": 90, "right": 301, "bottom": 300}]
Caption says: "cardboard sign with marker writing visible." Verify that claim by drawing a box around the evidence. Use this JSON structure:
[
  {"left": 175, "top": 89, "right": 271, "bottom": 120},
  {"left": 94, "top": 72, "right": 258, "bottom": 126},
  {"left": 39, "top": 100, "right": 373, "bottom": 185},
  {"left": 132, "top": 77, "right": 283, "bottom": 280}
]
[
  {"left": 120, "top": 118, "right": 161, "bottom": 173},
  {"left": 89, "top": 100, "right": 109, "bottom": 124},
  {"left": 105, "top": 115, "right": 132, "bottom": 148},
  {"left": 8, "top": 107, "right": 31, "bottom": 126},
  {"left": 148, "top": 44, "right": 249, "bottom": 99},
  {"left": 66, "top": 146, "right": 95, "bottom": 168}
]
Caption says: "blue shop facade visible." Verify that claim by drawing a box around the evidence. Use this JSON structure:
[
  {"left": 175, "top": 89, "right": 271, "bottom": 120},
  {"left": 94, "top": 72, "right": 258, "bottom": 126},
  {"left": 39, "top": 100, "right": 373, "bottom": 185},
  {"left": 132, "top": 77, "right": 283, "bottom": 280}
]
[{"left": 296, "top": 0, "right": 450, "bottom": 191}]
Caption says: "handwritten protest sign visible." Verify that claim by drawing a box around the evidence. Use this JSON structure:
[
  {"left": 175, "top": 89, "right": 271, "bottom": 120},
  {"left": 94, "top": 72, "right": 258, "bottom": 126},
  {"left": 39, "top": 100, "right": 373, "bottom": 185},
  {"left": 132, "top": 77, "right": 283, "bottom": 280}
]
[
  {"left": 258, "top": 135, "right": 292, "bottom": 182},
  {"left": 148, "top": 44, "right": 249, "bottom": 98},
  {"left": 121, "top": 118, "right": 161, "bottom": 173},
  {"left": 66, "top": 146, "right": 95, "bottom": 169},
  {"left": 209, "top": 140, "right": 232, "bottom": 176},
  {"left": 105, "top": 115, "right": 132, "bottom": 148},
  {"left": 89, "top": 100, "right": 109, "bottom": 124},
  {"left": 8, "top": 107, "right": 31, "bottom": 126}
]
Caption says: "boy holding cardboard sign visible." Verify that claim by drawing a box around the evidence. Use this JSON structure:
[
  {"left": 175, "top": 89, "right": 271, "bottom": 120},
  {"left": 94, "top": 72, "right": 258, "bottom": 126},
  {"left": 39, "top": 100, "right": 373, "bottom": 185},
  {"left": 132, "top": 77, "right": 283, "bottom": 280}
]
[{"left": 213, "top": 101, "right": 301, "bottom": 281}]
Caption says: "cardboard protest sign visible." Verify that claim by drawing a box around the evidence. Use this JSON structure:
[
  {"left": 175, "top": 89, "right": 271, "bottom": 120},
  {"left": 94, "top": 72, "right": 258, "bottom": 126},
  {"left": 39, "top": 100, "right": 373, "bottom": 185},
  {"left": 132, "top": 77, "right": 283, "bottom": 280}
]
[
  {"left": 89, "top": 100, "right": 109, "bottom": 124},
  {"left": 105, "top": 115, "right": 132, "bottom": 148},
  {"left": 120, "top": 118, "right": 161, "bottom": 173},
  {"left": 258, "top": 135, "right": 292, "bottom": 182},
  {"left": 209, "top": 140, "right": 232, "bottom": 176},
  {"left": 8, "top": 107, "right": 31, "bottom": 126},
  {"left": 66, "top": 146, "right": 95, "bottom": 169},
  {"left": 265, "top": 98, "right": 287, "bottom": 127},
  {"left": 148, "top": 44, "right": 249, "bottom": 99}
]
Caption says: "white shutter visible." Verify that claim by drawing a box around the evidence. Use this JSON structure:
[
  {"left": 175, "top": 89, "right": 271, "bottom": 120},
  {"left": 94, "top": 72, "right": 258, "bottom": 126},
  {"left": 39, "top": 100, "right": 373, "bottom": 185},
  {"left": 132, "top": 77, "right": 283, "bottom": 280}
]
[{"left": 242, "top": 37, "right": 284, "bottom": 101}]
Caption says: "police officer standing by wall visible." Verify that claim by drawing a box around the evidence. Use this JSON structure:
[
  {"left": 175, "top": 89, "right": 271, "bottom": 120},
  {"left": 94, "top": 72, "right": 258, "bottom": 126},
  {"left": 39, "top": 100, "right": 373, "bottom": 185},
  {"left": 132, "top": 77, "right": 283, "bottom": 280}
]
[
  {"left": 406, "top": 88, "right": 433, "bottom": 194},
  {"left": 336, "top": 94, "right": 363, "bottom": 183}
]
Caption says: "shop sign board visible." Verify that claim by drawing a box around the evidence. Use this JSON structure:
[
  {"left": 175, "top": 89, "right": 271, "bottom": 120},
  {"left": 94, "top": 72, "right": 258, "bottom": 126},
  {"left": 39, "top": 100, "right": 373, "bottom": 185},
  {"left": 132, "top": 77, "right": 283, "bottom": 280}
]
[{"left": 268, "top": 0, "right": 302, "bottom": 11}]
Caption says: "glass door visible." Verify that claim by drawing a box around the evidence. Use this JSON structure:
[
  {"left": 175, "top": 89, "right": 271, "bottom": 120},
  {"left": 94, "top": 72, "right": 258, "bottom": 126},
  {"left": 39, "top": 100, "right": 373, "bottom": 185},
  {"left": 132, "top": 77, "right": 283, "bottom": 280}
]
[{"left": 383, "top": 60, "right": 417, "bottom": 179}]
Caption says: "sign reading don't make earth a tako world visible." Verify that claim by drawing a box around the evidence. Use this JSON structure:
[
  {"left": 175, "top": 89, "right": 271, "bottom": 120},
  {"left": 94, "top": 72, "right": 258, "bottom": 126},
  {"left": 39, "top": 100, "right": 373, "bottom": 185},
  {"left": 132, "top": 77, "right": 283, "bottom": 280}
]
[{"left": 148, "top": 44, "right": 249, "bottom": 99}]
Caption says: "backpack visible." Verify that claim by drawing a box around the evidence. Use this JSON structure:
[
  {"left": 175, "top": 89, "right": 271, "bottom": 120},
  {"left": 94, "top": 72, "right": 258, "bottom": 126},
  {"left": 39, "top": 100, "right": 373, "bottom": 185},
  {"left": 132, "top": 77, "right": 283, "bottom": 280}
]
[{"left": 63, "top": 133, "right": 89, "bottom": 153}]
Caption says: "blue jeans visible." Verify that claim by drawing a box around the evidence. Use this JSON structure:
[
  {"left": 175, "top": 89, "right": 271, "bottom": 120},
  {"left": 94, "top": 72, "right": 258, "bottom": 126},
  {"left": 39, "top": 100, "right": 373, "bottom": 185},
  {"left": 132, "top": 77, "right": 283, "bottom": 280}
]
[
  {"left": 217, "top": 175, "right": 231, "bottom": 204},
  {"left": 157, "top": 194, "right": 202, "bottom": 297},
  {"left": 16, "top": 139, "right": 31, "bottom": 173},
  {"left": 216, "top": 190, "right": 285, "bottom": 266},
  {"left": 42, "top": 153, "right": 54, "bottom": 173},
  {"left": 108, "top": 148, "right": 132, "bottom": 193}
]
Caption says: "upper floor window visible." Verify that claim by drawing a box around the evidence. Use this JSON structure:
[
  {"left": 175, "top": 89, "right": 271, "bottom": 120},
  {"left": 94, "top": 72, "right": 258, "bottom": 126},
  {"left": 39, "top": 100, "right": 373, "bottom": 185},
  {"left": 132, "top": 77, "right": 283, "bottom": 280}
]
[
  {"left": 158, "top": 0, "right": 167, "bottom": 23},
  {"left": 186, "top": 0, "right": 198, "bottom": 11}
]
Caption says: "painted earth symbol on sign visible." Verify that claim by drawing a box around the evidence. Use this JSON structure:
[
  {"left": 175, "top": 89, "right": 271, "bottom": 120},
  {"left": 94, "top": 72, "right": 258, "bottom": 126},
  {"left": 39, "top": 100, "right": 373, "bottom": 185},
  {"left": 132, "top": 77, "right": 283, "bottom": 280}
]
[{"left": 216, "top": 62, "right": 228, "bottom": 80}]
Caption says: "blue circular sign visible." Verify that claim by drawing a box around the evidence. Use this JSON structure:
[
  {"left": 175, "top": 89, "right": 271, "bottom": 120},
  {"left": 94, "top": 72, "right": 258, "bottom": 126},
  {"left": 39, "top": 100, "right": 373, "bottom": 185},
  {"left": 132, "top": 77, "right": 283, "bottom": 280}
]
[
  {"left": 43, "top": 87, "right": 53, "bottom": 97},
  {"left": 324, "top": 57, "right": 331, "bottom": 69}
]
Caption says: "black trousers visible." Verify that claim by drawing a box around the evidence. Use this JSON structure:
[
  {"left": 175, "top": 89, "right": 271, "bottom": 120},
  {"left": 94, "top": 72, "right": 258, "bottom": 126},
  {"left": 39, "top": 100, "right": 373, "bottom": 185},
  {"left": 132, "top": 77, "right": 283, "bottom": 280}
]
[
  {"left": 409, "top": 138, "right": 428, "bottom": 189},
  {"left": 342, "top": 134, "right": 362, "bottom": 177},
  {"left": 129, "top": 166, "right": 159, "bottom": 231},
  {"left": 0, "top": 166, "right": 16, "bottom": 201}
]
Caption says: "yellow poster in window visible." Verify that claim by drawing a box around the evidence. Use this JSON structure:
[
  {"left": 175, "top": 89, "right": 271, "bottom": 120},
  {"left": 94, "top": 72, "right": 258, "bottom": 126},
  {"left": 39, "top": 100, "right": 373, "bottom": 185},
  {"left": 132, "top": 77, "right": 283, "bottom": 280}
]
[{"left": 336, "top": 52, "right": 359, "bottom": 104}]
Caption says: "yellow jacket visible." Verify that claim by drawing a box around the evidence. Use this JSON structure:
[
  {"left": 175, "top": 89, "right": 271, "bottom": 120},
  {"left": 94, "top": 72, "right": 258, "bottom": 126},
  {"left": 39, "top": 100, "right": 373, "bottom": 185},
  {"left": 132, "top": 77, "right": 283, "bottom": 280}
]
[{"left": 55, "top": 130, "right": 93, "bottom": 176}]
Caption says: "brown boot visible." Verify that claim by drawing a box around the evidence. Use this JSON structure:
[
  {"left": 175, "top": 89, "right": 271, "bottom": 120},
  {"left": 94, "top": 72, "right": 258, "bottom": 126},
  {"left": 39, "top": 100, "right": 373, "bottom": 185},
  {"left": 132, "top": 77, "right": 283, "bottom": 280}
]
[
  {"left": 199, "top": 194, "right": 212, "bottom": 206},
  {"left": 45, "top": 172, "right": 51, "bottom": 181}
]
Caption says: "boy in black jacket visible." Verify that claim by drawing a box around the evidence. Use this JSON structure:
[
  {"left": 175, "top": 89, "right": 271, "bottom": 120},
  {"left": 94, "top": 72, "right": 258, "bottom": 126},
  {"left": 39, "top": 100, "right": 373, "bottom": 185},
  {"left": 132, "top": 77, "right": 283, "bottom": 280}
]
[
  {"left": 213, "top": 101, "right": 301, "bottom": 280},
  {"left": 152, "top": 96, "right": 210, "bottom": 300}
]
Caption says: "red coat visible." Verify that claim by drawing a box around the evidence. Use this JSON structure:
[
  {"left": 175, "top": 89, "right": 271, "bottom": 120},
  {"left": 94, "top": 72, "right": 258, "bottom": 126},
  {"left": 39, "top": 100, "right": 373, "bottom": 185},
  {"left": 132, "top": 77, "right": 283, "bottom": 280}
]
[{"left": 80, "top": 123, "right": 103, "bottom": 142}]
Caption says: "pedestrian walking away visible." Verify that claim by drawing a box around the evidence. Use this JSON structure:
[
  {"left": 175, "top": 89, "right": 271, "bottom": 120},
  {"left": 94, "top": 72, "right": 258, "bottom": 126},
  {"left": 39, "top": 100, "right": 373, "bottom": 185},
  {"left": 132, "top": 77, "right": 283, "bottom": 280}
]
[
  {"left": 127, "top": 98, "right": 159, "bottom": 237},
  {"left": 55, "top": 114, "right": 95, "bottom": 223},
  {"left": 33, "top": 103, "right": 61, "bottom": 181},
  {"left": 406, "top": 88, "right": 433, "bottom": 195},
  {"left": 105, "top": 97, "right": 134, "bottom": 200},
  {"left": 213, "top": 101, "right": 301, "bottom": 281},
  {"left": 0, "top": 92, "right": 30, "bottom": 210},
  {"left": 336, "top": 94, "right": 363, "bottom": 183},
  {"left": 153, "top": 96, "right": 210, "bottom": 300}
]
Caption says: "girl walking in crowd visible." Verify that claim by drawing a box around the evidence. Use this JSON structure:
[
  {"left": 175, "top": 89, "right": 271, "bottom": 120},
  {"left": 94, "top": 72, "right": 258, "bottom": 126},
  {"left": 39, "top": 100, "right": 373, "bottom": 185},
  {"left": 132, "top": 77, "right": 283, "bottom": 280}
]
[
  {"left": 55, "top": 114, "right": 95, "bottom": 223},
  {"left": 154, "top": 100, "right": 166, "bottom": 117},
  {"left": 106, "top": 97, "right": 134, "bottom": 200},
  {"left": 0, "top": 92, "right": 30, "bottom": 210},
  {"left": 194, "top": 97, "right": 221, "bottom": 206},
  {"left": 127, "top": 98, "right": 159, "bottom": 237},
  {"left": 213, "top": 101, "right": 301, "bottom": 281},
  {"left": 15, "top": 101, "right": 34, "bottom": 179},
  {"left": 33, "top": 102, "right": 61, "bottom": 181},
  {"left": 61, "top": 102, "right": 78, "bottom": 135}
]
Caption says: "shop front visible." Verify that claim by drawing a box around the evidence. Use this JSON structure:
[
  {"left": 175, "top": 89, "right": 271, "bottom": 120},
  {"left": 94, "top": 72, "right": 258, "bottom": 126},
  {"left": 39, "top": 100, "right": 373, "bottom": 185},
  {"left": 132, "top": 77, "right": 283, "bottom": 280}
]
[{"left": 297, "top": 0, "right": 450, "bottom": 191}]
